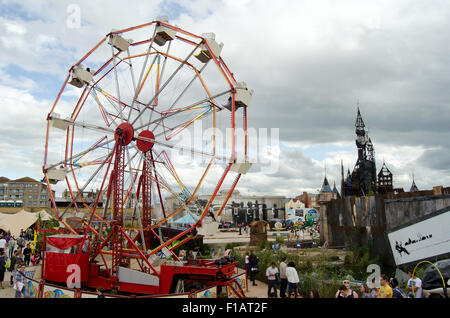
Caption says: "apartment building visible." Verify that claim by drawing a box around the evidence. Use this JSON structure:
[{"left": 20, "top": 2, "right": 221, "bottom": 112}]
[{"left": 0, "top": 176, "right": 51, "bottom": 210}]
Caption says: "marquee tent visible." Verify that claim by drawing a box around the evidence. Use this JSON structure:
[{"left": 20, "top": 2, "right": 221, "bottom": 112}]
[
  {"left": 36, "top": 209, "right": 56, "bottom": 221},
  {"left": 0, "top": 209, "right": 39, "bottom": 237}
]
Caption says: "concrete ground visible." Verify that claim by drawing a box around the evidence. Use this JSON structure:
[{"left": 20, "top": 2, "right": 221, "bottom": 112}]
[{"left": 242, "top": 278, "right": 270, "bottom": 298}]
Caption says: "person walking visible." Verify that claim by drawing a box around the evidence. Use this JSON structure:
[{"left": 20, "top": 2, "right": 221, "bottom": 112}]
[
  {"left": 9, "top": 250, "right": 19, "bottom": 286},
  {"left": 0, "top": 249, "right": 6, "bottom": 289},
  {"left": 279, "top": 256, "right": 288, "bottom": 298},
  {"left": 23, "top": 244, "right": 32, "bottom": 266},
  {"left": 0, "top": 235, "right": 6, "bottom": 251},
  {"left": 16, "top": 235, "right": 24, "bottom": 250},
  {"left": 8, "top": 237, "right": 16, "bottom": 259},
  {"left": 286, "top": 261, "right": 299, "bottom": 297},
  {"left": 376, "top": 275, "right": 393, "bottom": 298},
  {"left": 14, "top": 264, "right": 27, "bottom": 298},
  {"left": 359, "top": 283, "right": 373, "bottom": 298},
  {"left": 249, "top": 253, "right": 259, "bottom": 286},
  {"left": 266, "top": 262, "right": 279, "bottom": 298},
  {"left": 390, "top": 278, "right": 406, "bottom": 298},
  {"left": 244, "top": 253, "right": 250, "bottom": 278},
  {"left": 406, "top": 269, "right": 423, "bottom": 298}
]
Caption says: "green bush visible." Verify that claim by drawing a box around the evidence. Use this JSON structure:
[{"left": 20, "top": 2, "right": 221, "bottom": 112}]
[{"left": 257, "top": 239, "right": 272, "bottom": 251}]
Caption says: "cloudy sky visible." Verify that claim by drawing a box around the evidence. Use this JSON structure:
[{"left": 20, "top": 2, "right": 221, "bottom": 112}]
[{"left": 1, "top": 0, "right": 449, "bottom": 198}]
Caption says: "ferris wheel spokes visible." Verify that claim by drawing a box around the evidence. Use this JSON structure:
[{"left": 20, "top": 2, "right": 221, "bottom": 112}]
[
  {"left": 59, "top": 150, "right": 114, "bottom": 219},
  {"left": 56, "top": 116, "right": 233, "bottom": 163},
  {"left": 131, "top": 43, "right": 201, "bottom": 126},
  {"left": 133, "top": 88, "right": 230, "bottom": 134}
]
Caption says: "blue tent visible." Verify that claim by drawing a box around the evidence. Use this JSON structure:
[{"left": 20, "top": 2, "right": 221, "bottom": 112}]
[{"left": 173, "top": 213, "right": 199, "bottom": 224}]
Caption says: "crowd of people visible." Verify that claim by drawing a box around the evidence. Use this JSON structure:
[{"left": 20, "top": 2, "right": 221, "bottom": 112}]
[
  {"left": 244, "top": 252, "right": 427, "bottom": 298},
  {"left": 0, "top": 228, "right": 40, "bottom": 298}
]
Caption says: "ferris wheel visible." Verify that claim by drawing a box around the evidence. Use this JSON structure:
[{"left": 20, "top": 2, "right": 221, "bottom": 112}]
[{"left": 42, "top": 16, "right": 253, "bottom": 286}]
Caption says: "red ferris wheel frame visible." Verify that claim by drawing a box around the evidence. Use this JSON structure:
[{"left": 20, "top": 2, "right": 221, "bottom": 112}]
[{"left": 42, "top": 18, "right": 253, "bottom": 294}]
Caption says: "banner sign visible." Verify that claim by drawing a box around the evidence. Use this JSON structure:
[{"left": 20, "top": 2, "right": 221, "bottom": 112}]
[{"left": 387, "top": 209, "right": 450, "bottom": 266}]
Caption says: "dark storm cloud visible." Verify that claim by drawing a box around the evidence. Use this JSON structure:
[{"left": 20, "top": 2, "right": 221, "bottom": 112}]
[{"left": 417, "top": 149, "right": 450, "bottom": 171}]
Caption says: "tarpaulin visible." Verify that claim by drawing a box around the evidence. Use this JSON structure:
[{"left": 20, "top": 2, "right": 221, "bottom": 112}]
[
  {"left": 423, "top": 259, "right": 450, "bottom": 290},
  {"left": 43, "top": 252, "right": 89, "bottom": 283},
  {"left": 47, "top": 234, "right": 85, "bottom": 249}
]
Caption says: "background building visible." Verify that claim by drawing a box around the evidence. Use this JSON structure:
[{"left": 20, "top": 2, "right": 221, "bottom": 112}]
[
  {"left": 0, "top": 177, "right": 52, "bottom": 211},
  {"left": 164, "top": 189, "right": 286, "bottom": 223}
]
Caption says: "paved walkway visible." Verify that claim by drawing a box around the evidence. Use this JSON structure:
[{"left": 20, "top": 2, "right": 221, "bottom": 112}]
[{"left": 243, "top": 279, "right": 269, "bottom": 298}]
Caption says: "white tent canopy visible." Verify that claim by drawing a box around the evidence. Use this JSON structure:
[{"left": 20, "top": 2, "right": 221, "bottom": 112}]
[
  {"left": 36, "top": 209, "right": 55, "bottom": 221},
  {"left": 0, "top": 209, "right": 55, "bottom": 237}
]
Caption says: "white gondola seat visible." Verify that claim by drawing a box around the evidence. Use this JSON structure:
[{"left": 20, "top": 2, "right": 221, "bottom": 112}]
[
  {"left": 195, "top": 33, "right": 224, "bottom": 63},
  {"left": 223, "top": 82, "right": 254, "bottom": 111},
  {"left": 234, "top": 81, "right": 254, "bottom": 109},
  {"left": 153, "top": 16, "right": 176, "bottom": 46},
  {"left": 69, "top": 65, "right": 93, "bottom": 88},
  {"left": 230, "top": 157, "right": 253, "bottom": 175},
  {"left": 49, "top": 112, "right": 73, "bottom": 131},
  {"left": 108, "top": 34, "right": 132, "bottom": 52},
  {"left": 45, "top": 166, "right": 68, "bottom": 184}
]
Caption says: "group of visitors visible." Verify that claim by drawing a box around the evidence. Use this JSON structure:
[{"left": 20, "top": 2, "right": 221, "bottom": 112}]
[
  {"left": 245, "top": 254, "right": 314, "bottom": 298},
  {"left": 354, "top": 270, "right": 422, "bottom": 298},
  {"left": 0, "top": 229, "right": 40, "bottom": 298},
  {"left": 245, "top": 252, "right": 426, "bottom": 299},
  {"left": 20, "top": 228, "right": 34, "bottom": 241},
  {"left": 267, "top": 256, "right": 321, "bottom": 298}
]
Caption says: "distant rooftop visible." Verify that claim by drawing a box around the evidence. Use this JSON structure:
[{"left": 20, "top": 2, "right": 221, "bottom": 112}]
[
  {"left": 9, "top": 177, "right": 41, "bottom": 183},
  {"left": 1, "top": 177, "right": 41, "bottom": 184}
]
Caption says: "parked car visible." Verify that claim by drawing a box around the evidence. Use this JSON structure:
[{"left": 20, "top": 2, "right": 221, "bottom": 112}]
[{"left": 218, "top": 221, "right": 232, "bottom": 229}]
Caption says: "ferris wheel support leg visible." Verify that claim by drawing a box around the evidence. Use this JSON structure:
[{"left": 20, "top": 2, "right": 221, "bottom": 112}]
[
  {"left": 216, "top": 174, "right": 242, "bottom": 218},
  {"left": 150, "top": 151, "right": 171, "bottom": 238},
  {"left": 111, "top": 142, "right": 125, "bottom": 279},
  {"left": 90, "top": 229, "right": 114, "bottom": 263}
]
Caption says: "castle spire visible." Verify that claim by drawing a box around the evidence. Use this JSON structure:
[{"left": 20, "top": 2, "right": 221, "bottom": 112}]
[
  {"left": 355, "top": 106, "right": 366, "bottom": 130},
  {"left": 410, "top": 174, "right": 419, "bottom": 192}
]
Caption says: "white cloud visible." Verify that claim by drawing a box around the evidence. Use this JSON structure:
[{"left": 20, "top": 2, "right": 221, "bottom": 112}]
[{"left": 3, "top": 20, "right": 27, "bottom": 35}]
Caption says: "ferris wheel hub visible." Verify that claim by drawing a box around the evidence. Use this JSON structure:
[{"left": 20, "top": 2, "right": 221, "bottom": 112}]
[
  {"left": 136, "top": 130, "right": 155, "bottom": 152},
  {"left": 114, "top": 123, "right": 134, "bottom": 146}
]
